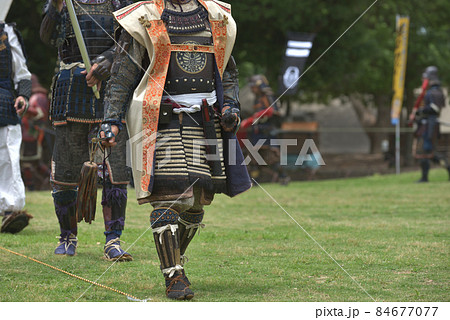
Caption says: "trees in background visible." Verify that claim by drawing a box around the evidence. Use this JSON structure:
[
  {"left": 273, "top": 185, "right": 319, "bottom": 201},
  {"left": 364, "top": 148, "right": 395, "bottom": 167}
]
[
  {"left": 7, "top": 0, "right": 450, "bottom": 152},
  {"left": 8, "top": 0, "right": 57, "bottom": 88},
  {"left": 229, "top": 0, "right": 449, "bottom": 97},
  {"left": 229, "top": 0, "right": 449, "bottom": 153}
]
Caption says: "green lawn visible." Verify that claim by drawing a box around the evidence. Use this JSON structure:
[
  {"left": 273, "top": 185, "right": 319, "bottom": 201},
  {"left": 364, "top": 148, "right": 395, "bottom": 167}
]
[{"left": 0, "top": 169, "right": 449, "bottom": 302}]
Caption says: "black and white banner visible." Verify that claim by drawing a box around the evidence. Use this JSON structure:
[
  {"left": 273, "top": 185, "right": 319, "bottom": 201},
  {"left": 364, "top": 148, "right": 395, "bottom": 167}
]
[{"left": 278, "top": 32, "right": 315, "bottom": 96}]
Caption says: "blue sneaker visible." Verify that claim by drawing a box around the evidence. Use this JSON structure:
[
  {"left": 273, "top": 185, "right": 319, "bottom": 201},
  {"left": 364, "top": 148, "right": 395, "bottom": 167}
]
[
  {"left": 104, "top": 237, "right": 132, "bottom": 261},
  {"left": 54, "top": 234, "right": 78, "bottom": 256}
]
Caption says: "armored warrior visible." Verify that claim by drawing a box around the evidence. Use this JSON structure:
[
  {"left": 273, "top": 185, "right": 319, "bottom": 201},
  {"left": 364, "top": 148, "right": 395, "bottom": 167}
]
[
  {"left": 40, "top": 0, "right": 134, "bottom": 259},
  {"left": 101, "top": 0, "right": 251, "bottom": 299},
  {"left": 0, "top": 0, "right": 33, "bottom": 234},
  {"left": 413, "top": 66, "right": 450, "bottom": 182},
  {"left": 20, "top": 74, "right": 51, "bottom": 191},
  {"left": 247, "top": 74, "right": 280, "bottom": 145},
  {"left": 241, "top": 74, "right": 289, "bottom": 184}
]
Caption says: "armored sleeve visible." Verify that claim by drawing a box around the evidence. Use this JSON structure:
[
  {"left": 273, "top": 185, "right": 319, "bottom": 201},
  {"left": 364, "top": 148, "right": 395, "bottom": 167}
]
[
  {"left": 40, "top": 0, "right": 66, "bottom": 47},
  {"left": 89, "top": 1, "right": 135, "bottom": 81},
  {"left": 429, "top": 88, "right": 446, "bottom": 109},
  {"left": 103, "top": 30, "right": 145, "bottom": 126},
  {"left": 424, "top": 87, "right": 446, "bottom": 115},
  {"left": 91, "top": 46, "right": 116, "bottom": 81},
  {"left": 5, "top": 24, "right": 32, "bottom": 98},
  {"left": 222, "top": 56, "right": 240, "bottom": 110}
]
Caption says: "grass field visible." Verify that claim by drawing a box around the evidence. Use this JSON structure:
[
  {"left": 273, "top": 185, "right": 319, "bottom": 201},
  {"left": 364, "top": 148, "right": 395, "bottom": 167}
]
[{"left": 0, "top": 169, "right": 449, "bottom": 302}]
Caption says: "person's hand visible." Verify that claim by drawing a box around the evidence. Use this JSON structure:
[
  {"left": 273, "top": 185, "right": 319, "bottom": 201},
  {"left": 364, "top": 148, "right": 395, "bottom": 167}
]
[
  {"left": 99, "top": 124, "right": 120, "bottom": 147},
  {"left": 14, "top": 96, "right": 28, "bottom": 116},
  {"left": 221, "top": 105, "right": 240, "bottom": 132},
  {"left": 82, "top": 63, "right": 102, "bottom": 89},
  {"left": 407, "top": 113, "right": 416, "bottom": 126},
  {"left": 53, "top": 0, "right": 64, "bottom": 12}
]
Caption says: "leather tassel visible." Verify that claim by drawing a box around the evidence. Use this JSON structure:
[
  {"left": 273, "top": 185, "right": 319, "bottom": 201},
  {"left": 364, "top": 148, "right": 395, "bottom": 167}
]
[{"left": 76, "top": 161, "right": 98, "bottom": 223}]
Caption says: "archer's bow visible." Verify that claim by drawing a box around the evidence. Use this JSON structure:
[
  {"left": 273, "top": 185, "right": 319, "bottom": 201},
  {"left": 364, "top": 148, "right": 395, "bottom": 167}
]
[
  {"left": 408, "top": 78, "right": 429, "bottom": 126},
  {"left": 64, "top": 0, "right": 100, "bottom": 99}
]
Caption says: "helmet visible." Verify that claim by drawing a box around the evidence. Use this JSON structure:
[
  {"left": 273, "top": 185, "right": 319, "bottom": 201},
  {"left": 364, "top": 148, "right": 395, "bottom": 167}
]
[
  {"left": 249, "top": 74, "right": 274, "bottom": 95},
  {"left": 422, "top": 66, "right": 439, "bottom": 82},
  {"left": 249, "top": 74, "right": 269, "bottom": 88}
]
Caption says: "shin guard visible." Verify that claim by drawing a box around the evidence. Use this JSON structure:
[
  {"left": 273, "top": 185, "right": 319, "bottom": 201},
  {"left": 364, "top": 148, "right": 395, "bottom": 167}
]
[
  {"left": 151, "top": 208, "right": 193, "bottom": 300},
  {"left": 151, "top": 208, "right": 181, "bottom": 272},
  {"left": 102, "top": 184, "right": 131, "bottom": 261},
  {"left": 420, "top": 159, "right": 430, "bottom": 182},
  {"left": 102, "top": 183, "right": 127, "bottom": 235},
  {"left": 178, "top": 210, "right": 205, "bottom": 257},
  {"left": 53, "top": 190, "right": 78, "bottom": 237}
]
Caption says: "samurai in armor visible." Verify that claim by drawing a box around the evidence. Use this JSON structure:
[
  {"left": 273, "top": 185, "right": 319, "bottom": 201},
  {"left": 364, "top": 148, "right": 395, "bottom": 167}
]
[
  {"left": 101, "top": 0, "right": 251, "bottom": 299},
  {"left": 0, "top": 13, "right": 33, "bottom": 234},
  {"left": 20, "top": 74, "right": 52, "bottom": 191},
  {"left": 243, "top": 74, "right": 289, "bottom": 184},
  {"left": 248, "top": 74, "right": 280, "bottom": 145},
  {"left": 40, "top": 0, "right": 134, "bottom": 259},
  {"left": 413, "top": 66, "right": 450, "bottom": 182}
]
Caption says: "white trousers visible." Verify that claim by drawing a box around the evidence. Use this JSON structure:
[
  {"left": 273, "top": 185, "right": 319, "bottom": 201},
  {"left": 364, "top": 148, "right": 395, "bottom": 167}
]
[{"left": 0, "top": 124, "right": 25, "bottom": 214}]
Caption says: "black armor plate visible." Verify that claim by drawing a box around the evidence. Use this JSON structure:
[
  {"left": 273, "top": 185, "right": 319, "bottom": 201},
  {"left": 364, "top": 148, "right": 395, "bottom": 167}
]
[{"left": 164, "top": 35, "right": 215, "bottom": 95}]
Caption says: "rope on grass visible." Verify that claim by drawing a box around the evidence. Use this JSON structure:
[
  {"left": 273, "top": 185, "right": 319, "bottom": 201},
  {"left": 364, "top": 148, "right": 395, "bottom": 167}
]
[{"left": 0, "top": 245, "right": 146, "bottom": 302}]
